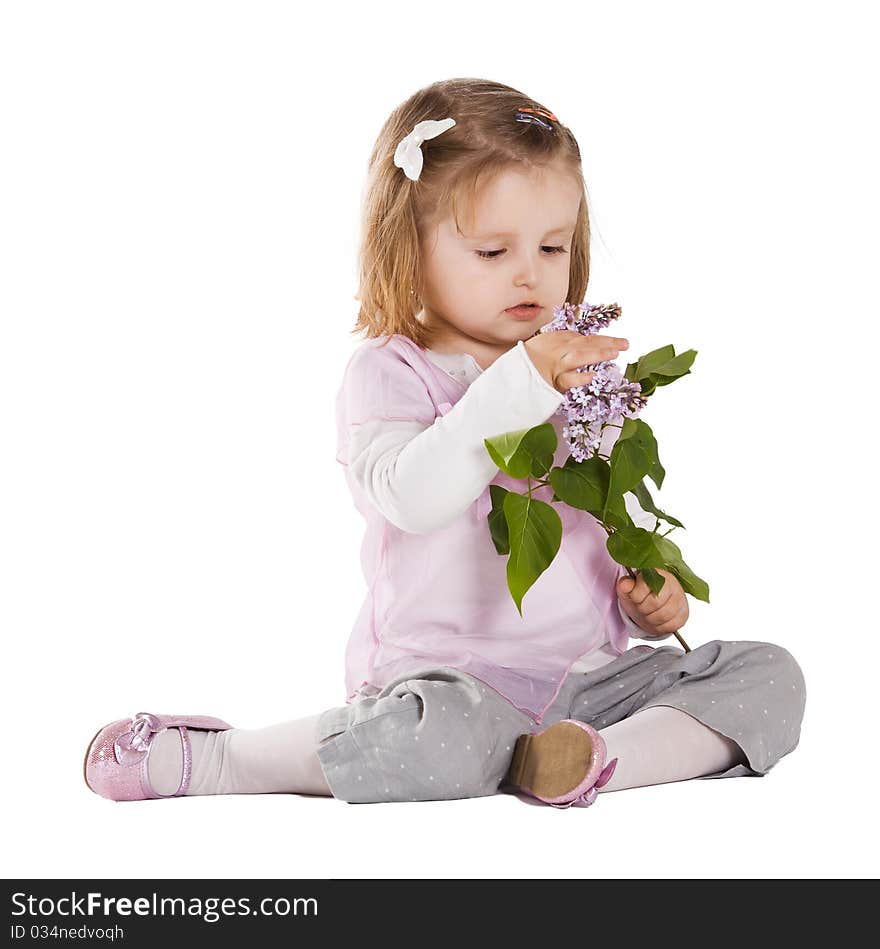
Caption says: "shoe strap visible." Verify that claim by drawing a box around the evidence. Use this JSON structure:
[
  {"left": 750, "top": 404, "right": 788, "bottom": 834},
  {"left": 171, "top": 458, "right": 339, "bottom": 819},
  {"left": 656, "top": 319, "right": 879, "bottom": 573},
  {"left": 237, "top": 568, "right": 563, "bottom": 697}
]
[
  {"left": 175, "top": 726, "right": 192, "bottom": 797},
  {"left": 148, "top": 725, "right": 192, "bottom": 798}
]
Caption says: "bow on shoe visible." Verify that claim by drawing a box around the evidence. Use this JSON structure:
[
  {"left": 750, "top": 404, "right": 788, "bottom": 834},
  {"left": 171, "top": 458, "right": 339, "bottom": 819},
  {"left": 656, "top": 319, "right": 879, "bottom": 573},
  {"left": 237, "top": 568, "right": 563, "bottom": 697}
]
[
  {"left": 113, "top": 712, "right": 162, "bottom": 766},
  {"left": 549, "top": 757, "right": 619, "bottom": 810}
]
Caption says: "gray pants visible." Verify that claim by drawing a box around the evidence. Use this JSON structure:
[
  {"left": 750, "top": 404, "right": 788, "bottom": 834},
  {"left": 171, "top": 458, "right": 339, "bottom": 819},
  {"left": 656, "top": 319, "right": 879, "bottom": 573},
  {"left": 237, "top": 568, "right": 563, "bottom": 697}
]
[{"left": 314, "top": 639, "right": 806, "bottom": 804}]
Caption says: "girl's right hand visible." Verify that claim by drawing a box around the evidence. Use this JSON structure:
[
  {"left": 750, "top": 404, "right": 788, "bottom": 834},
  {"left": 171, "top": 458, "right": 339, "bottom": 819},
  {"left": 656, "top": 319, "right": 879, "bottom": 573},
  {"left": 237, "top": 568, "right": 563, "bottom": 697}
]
[{"left": 523, "top": 329, "right": 630, "bottom": 393}]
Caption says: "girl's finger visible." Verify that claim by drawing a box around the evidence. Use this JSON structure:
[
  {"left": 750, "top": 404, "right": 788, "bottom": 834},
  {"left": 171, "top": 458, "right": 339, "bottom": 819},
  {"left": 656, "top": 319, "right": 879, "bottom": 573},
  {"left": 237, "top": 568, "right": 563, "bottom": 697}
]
[
  {"left": 631, "top": 582, "right": 667, "bottom": 609},
  {"left": 623, "top": 574, "right": 647, "bottom": 602},
  {"left": 650, "top": 586, "right": 680, "bottom": 612},
  {"left": 635, "top": 572, "right": 680, "bottom": 609},
  {"left": 656, "top": 604, "right": 689, "bottom": 634},
  {"left": 643, "top": 600, "right": 676, "bottom": 623},
  {"left": 558, "top": 370, "right": 596, "bottom": 391}
]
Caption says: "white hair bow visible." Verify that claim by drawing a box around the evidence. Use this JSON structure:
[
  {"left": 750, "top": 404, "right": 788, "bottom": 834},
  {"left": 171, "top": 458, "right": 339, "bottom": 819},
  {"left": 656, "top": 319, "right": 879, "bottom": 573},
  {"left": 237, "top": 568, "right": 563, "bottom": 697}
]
[{"left": 394, "top": 117, "right": 456, "bottom": 181}]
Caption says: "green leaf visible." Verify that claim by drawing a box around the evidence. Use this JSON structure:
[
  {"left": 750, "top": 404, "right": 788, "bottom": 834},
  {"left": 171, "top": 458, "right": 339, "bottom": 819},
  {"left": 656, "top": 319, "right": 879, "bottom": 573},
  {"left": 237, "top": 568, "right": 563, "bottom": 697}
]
[
  {"left": 652, "top": 534, "right": 710, "bottom": 603},
  {"left": 487, "top": 484, "right": 510, "bottom": 555},
  {"left": 503, "top": 493, "right": 563, "bottom": 616},
  {"left": 631, "top": 480, "right": 685, "bottom": 529},
  {"left": 605, "top": 418, "right": 667, "bottom": 524},
  {"left": 530, "top": 449, "right": 556, "bottom": 479},
  {"left": 548, "top": 457, "right": 608, "bottom": 512},
  {"left": 636, "top": 420, "right": 666, "bottom": 489},
  {"left": 484, "top": 429, "right": 532, "bottom": 479},
  {"left": 627, "top": 346, "right": 697, "bottom": 384},
  {"left": 635, "top": 376, "right": 658, "bottom": 397},
  {"left": 608, "top": 528, "right": 709, "bottom": 603},
  {"left": 484, "top": 423, "right": 557, "bottom": 480},
  {"left": 650, "top": 349, "right": 697, "bottom": 378},
  {"left": 650, "top": 369, "right": 692, "bottom": 389},
  {"left": 606, "top": 418, "right": 654, "bottom": 510},
  {"left": 623, "top": 347, "right": 697, "bottom": 397},
  {"left": 606, "top": 526, "right": 667, "bottom": 571},
  {"left": 602, "top": 492, "right": 631, "bottom": 531},
  {"left": 547, "top": 457, "right": 631, "bottom": 528},
  {"left": 639, "top": 566, "right": 668, "bottom": 596}
]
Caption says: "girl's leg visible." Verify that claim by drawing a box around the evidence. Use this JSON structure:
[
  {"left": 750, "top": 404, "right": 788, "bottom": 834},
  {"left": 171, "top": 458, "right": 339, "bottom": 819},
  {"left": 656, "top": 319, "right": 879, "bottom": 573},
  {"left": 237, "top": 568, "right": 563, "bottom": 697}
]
[
  {"left": 146, "top": 706, "right": 741, "bottom": 798},
  {"left": 313, "top": 666, "right": 537, "bottom": 803},
  {"left": 147, "top": 713, "right": 333, "bottom": 796},
  {"left": 142, "top": 665, "right": 531, "bottom": 803},
  {"left": 562, "top": 639, "right": 806, "bottom": 793},
  {"left": 596, "top": 705, "right": 746, "bottom": 793}
]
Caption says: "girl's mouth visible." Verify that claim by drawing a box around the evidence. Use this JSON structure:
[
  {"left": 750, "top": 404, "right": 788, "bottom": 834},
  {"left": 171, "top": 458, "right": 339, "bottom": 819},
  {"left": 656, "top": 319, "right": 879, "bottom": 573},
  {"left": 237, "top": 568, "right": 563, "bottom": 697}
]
[{"left": 505, "top": 304, "right": 542, "bottom": 320}]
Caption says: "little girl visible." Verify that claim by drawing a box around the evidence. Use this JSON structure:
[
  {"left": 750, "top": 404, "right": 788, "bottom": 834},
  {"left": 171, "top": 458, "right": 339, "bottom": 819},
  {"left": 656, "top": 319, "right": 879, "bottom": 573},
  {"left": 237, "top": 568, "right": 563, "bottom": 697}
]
[{"left": 84, "top": 78, "right": 806, "bottom": 808}]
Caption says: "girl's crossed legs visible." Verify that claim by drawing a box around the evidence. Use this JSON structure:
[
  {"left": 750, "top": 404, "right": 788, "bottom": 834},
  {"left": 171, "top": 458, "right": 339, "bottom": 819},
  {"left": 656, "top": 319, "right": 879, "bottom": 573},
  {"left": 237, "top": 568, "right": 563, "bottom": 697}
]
[{"left": 146, "top": 640, "right": 806, "bottom": 803}]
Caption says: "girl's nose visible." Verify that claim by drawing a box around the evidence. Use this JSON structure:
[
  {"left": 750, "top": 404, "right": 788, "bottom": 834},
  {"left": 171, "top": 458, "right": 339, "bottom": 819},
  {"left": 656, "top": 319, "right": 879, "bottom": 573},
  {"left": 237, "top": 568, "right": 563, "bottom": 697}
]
[{"left": 513, "top": 255, "right": 539, "bottom": 285}]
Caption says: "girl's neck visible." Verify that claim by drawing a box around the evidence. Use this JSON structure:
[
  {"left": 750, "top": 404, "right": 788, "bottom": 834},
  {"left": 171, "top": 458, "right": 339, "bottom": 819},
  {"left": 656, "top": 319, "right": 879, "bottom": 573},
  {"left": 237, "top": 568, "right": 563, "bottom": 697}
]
[{"left": 418, "top": 312, "right": 514, "bottom": 371}]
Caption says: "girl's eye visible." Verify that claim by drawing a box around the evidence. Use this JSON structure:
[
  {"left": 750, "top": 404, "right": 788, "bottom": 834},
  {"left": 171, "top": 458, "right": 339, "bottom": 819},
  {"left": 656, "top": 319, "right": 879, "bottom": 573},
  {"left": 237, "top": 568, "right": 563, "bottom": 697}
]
[{"left": 475, "top": 246, "right": 568, "bottom": 260}]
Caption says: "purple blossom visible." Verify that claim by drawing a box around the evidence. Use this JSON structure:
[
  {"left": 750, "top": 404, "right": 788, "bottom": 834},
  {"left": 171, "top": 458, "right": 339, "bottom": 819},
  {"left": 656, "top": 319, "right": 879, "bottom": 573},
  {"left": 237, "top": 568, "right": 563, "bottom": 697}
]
[{"left": 539, "top": 302, "right": 648, "bottom": 461}]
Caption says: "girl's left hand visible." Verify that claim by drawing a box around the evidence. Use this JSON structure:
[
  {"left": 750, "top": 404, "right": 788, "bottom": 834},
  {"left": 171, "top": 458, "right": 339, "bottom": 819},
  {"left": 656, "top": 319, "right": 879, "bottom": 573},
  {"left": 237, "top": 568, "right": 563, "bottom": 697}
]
[{"left": 617, "top": 568, "right": 689, "bottom": 639}]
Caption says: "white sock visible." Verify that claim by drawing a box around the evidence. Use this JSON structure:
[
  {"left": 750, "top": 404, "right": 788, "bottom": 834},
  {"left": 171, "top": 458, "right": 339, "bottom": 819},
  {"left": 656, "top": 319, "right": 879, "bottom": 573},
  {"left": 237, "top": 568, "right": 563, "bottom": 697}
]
[
  {"left": 147, "top": 714, "right": 333, "bottom": 797},
  {"left": 597, "top": 705, "right": 747, "bottom": 793}
]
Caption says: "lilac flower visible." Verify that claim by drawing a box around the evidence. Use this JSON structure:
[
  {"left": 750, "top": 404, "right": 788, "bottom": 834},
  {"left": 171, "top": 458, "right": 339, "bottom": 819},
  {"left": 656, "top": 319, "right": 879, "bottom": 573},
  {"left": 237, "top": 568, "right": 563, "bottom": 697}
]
[{"left": 539, "top": 302, "right": 648, "bottom": 461}]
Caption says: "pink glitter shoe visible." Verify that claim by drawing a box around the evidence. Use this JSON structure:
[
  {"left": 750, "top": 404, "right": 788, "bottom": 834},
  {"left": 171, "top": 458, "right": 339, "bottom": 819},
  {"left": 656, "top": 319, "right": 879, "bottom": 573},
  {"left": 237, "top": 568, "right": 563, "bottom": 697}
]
[
  {"left": 83, "top": 711, "right": 234, "bottom": 801},
  {"left": 504, "top": 719, "right": 618, "bottom": 809}
]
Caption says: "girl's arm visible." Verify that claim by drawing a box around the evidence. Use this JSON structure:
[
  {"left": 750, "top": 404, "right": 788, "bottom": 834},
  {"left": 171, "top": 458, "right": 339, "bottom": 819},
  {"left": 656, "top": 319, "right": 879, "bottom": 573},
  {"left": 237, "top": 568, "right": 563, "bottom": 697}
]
[
  {"left": 352, "top": 414, "right": 671, "bottom": 639},
  {"left": 344, "top": 336, "right": 677, "bottom": 640},
  {"left": 346, "top": 340, "right": 564, "bottom": 534}
]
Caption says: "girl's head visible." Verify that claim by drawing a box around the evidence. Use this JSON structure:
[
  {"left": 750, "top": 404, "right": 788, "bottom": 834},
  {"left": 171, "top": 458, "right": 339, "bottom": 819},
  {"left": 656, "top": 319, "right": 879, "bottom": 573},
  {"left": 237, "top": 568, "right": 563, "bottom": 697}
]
[{"left": 353, "top": 78, "right": 590, "bottom": 355}]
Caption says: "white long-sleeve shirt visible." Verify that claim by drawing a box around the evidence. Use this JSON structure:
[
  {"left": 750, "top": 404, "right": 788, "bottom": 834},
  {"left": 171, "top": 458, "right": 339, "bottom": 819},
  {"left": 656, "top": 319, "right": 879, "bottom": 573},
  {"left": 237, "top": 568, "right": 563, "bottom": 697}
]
[{"left": 345, "top": 340, "right": 673, "bottom": 675}]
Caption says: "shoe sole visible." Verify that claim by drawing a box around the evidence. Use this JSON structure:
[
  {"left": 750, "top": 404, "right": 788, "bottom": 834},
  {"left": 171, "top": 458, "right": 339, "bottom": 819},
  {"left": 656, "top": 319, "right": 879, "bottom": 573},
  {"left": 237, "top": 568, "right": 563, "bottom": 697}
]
[{"left": 505, "top": 721, "right": 594, "bottom": 800}]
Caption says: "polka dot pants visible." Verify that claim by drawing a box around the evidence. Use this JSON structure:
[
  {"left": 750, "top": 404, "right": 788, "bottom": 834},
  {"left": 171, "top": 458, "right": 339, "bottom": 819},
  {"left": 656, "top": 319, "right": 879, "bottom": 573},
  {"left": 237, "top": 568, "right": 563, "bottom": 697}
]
[{"left": 313, "top": 640, "right": 806, "bottom": 803}]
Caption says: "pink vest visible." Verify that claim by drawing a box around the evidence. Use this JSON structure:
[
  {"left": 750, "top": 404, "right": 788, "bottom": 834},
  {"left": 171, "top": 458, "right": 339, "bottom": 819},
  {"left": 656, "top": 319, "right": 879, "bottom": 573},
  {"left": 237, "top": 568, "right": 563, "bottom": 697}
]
[{"left": 335, "top": 334, "right": 630, "bottom": 722}]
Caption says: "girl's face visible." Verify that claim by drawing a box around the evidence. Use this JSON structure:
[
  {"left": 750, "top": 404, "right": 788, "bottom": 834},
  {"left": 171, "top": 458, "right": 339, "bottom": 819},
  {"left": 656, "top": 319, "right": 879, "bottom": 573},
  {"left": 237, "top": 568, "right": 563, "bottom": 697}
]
[{"left": 418, "top": 159, "right": 582, "bottom": 369}]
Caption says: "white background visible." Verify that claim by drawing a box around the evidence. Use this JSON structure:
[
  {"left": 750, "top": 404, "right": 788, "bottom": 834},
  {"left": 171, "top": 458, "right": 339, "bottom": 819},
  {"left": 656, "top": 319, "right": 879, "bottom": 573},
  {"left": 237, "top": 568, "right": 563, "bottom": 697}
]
[{"left": 2, "top": 0, "right": 877, "bottom": 879}]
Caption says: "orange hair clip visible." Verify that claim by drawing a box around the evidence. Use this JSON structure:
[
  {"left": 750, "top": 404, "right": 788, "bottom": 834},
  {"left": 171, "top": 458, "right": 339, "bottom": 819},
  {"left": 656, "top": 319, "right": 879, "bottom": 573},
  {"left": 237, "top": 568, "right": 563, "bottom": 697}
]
[{"left": 516, "top": 107, "right": 558, "bottom": 122}]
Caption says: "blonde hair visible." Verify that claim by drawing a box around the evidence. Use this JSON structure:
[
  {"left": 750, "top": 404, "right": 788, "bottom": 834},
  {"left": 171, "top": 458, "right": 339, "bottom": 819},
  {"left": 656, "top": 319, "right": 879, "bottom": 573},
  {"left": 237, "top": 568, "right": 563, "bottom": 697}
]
[{"left": 352, "top": 77, "right": 590, "bottom": 350}]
